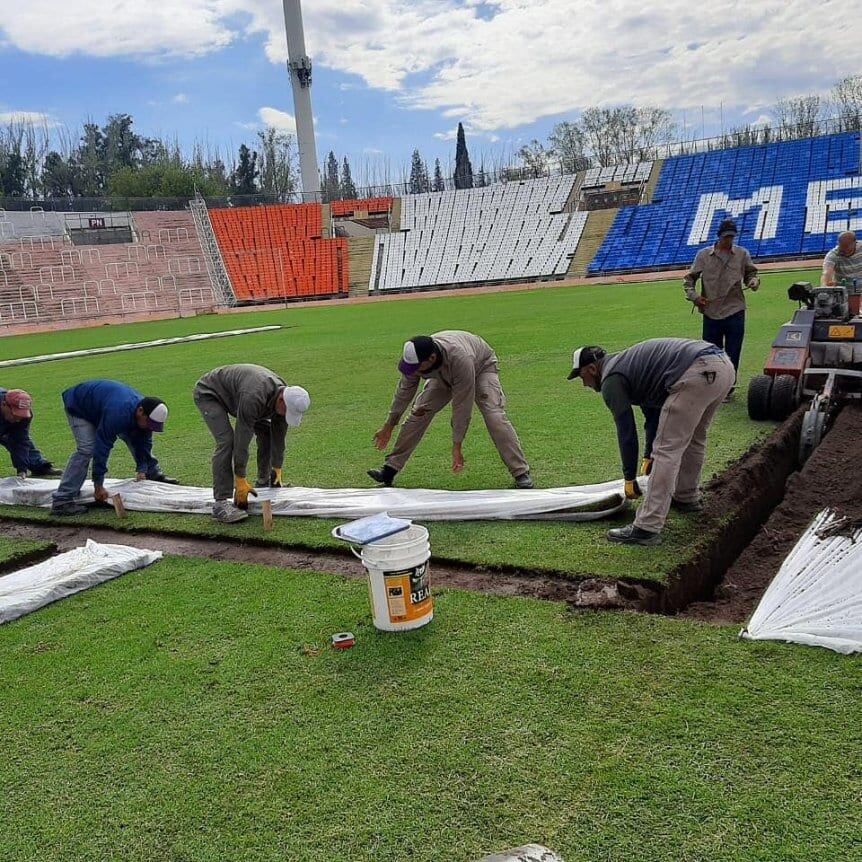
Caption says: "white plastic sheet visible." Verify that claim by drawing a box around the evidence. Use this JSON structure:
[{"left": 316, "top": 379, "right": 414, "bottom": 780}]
[
  {"left": 0, "top": 476, "right": 634, "bottom": 522},
  {"left": 741, "top": 509, "right": 862, "bottom": 654},
  {"left": 0, "top": 540, "right": 162, "bottom": 624}
]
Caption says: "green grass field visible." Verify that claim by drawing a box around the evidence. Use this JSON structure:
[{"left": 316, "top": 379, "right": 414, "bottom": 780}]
[
  {"left": 0, "top": 269, "right": 816, "bottom": 580},
  {"left": 1, "top": 554, "right": 859, "bottom": 862}
]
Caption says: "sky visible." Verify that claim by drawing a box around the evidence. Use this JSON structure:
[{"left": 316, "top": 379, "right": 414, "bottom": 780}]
[{"left": 1, "top": 0, "right": 860, "bottom": 185}]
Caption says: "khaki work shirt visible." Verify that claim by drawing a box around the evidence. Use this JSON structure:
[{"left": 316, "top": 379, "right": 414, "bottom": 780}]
[{"left": 683, "top": 244, "right": 758, "bottom": 320}]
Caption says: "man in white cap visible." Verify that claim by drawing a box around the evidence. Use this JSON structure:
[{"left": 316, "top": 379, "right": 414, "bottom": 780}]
[
  {"left": 369, "top": 331, "right": 532, "bottom": 488},
  {"left": 193, "top": 364, "right": 310, "bottom": 523},
  {"left": 0, "top": 387, "right": 62, "bottom": 479},
  {"left": 51, "top": 380, "right": 175, "bottom": 517}
]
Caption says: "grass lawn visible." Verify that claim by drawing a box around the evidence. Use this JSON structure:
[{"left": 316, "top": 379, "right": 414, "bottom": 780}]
[
  {"left": 0, "top": 536, "right": 54, "bottom": 568},
  {"left": 0, "top": 554, "right": 859, "bottom": 862},
  {"left": 0, "top": 269, "right": 816, "bottom": 580}
]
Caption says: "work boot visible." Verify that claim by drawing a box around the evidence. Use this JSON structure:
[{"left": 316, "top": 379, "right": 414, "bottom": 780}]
[
  {"left": 671, "top": 496, "right": 704, "bottom": 513},
  {"left": 31, "top": 462, "right": 62, "bottom": 478},
  {"left": 51, "top": 501, "right": 89, "bottom": 517},
  {"left": 367, "top": 465, "right": 397, "bottom": 487},
  {"left": 148, "top": 472, "right": 180, "bottom": 485},
  {"left": 607, "top": 524, "right": 662, "bottom": 546},
  {"left": 212, "top": 500, "right": 248, "bottom": 524},
  {"left": 723, "top": 388, "right": 735, "bottom": 404},
  {"left": 514, "top": 472, "right": 534, "bottom": 489}
]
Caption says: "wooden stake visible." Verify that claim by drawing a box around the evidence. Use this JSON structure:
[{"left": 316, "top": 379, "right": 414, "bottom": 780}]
[
  {"left": 262, "top": 499, "right": 273, "bottom": 532},
  {"left": 112, "top": 493, "right": 128, "bottom": 520}
]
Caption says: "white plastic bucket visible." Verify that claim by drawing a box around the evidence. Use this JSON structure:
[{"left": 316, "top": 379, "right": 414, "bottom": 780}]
[{"left": 359, "top": 525, "right": 433, "bottom": 632}]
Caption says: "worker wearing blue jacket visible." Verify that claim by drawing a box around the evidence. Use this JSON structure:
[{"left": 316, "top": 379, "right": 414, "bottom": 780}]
[
  {"left": 51, "top": 380, "right": 175, "bottom": 516},
  {"left": 0, "top": 388, "right": 62, "bottom": 478}
]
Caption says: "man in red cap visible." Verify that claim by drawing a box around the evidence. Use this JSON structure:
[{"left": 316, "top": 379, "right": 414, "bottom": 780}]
[{"left": 0, "top": 388, "right": 61, "bottom": 479}]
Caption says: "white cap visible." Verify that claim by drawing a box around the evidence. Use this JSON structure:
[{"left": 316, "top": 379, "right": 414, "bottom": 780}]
[
  {"left": 402, "top": 341, "right": 420, "bottom": 364},
  {"left": 282, "top": 386, "right": 311, "bottom": 428}
]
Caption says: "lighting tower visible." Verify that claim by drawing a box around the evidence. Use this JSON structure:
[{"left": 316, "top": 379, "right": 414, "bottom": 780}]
[{"left": 282, "top": 0, "right": 320, "bottom": 201}]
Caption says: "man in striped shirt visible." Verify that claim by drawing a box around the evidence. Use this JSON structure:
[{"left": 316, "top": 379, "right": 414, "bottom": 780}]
[{"left": 821, "top": 231, "right": 862, "bottom": 286}]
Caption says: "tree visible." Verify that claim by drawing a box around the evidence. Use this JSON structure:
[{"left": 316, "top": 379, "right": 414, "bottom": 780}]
[
  {"left": 475, "top": 163, "right": 488, "bottom": 187},
  {"left": 257, "top": 126, "right": 298, "bottom": 200},
  {"left": 232, "top": 143, "right": 259, "bottom": 195},
  {"left": 0, "top": 151, "right": 25, "bottom": 196},
  {"left": 409, "top": 148, "right": 430, "bottom": 194},
  {"left": 103, "top": 113, "right": 144, "bottom": 173},
  {"left": 453, "top": 122, "right": 473, "bottom": 189},
  {"left": 340, "top": 156, "right": 357, "bottom": 200},
  {"left": 831, "top": 75, "right": 862, "bottom": 132},
  {"left": 773, "top": 95, "right": 823, "bottom": 139},
  {"left": 76, "top": 122, "right": 106, "bottom": 195},
  {"left": 321, "top": 150, "right": 340, "bottom": 202},
  {"left": 549, "top": 121, "right": 590, "bottom": 173},
  {"left": 517, "top": 140, "right": 549, "bottom": 177},
  {"left": 432, "top": 158, "right": 445, "bottom": 192},
  {"left": 41, "top": 151, "right": 81, "bottom": 197}
]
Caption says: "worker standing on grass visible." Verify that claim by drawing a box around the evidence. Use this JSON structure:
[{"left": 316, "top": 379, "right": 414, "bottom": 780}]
[
  {"left": 683, "top": 219, "right": 759, "bottom": 399},
  {"left": 51, "top": 380, "right": 175, "bottom": 517},
  {"left": 193, "top": 364, "right": 311, "bottom": 524},
  {"left": 0, "top": 388, "right": 62, "bottom": 479},
  {"left": 568, "top": 338, "right": 734, "bottom": 546},
  {"left": 369, "top": 331, "right": 533, "bottom": 488},
  {"left": 821, "top": 231, "right": 862, "bottom": 285}
]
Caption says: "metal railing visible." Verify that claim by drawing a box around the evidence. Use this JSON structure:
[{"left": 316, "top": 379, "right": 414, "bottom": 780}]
[{"left": 189, "top": 193, "right": 237, "bottom": 307}]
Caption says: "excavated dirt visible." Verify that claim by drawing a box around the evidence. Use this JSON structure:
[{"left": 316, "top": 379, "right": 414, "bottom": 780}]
[{"left": 685, "top": 406, "right": 862, "bottom": 624}]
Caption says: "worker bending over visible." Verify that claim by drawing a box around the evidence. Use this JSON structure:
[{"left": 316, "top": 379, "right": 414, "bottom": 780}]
[
  {"left": 51, "top": 380, "right": 174, "bottom": 517},
  {"left": 568, "top": 338, "right": 734, "bottom": 546},
  {"left": 0, "top": 388, "right": 61, "bottom": 479},
  {"left": 821, "top": 231, "right": 862, "bottom": 285},
  {"left": 683, "top": 219, "right": 759, "bottom": 397},
  {"left": 194, "top": 364, "right": 310, "bottom": 524},
  {"left": 370, "top": 331, "right": 532, "bottom": 488}
]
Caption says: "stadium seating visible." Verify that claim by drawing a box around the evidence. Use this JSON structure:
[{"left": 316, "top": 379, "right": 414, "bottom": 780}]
[
  {"left": 209, "top": 204, "right": 348, "bottom": 301},
  {"left": 330, "top": 197, "right": 392, "bottom": 217},
  {"left": 370, "top": 176, "right": 584, "bottom": 292},
  {"left": 581, "top": 161, "right": 653, "bottom": 188},
  {"left": 0, "top": 211, "right": 216, "bottom": 327},
  {"left": 589, "top": 132, "right": 862, "bottom": 273}
]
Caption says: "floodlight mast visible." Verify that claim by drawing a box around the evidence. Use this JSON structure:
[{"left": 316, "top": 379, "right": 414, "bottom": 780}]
[{"left": 282, "top": 0, "right": 320, "bottom": 202}]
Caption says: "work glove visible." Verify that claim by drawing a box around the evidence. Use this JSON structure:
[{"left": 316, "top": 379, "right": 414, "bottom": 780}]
[
  {"left": 624, "top": 480, "right": 643, "bottom": 501},
  {"left": 747, "top": 276, "right": 760, "bottom": 292},
  {"left": 234, "top": 475, "right": 258, "bottom": 510},
  {"left": 270, "top": 468, "right": 284, "bottom": 488},
  {"left": 639, "top": 458, "right": 653, "bottom": 477}
]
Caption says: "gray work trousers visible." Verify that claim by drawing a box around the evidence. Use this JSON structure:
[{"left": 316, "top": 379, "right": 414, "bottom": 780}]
[
  {"left": 194, "top": 392, "right": 273, "bottom": 501},
  {"left": 634, "top": 353, "right": 735, "bottom": 533},
  {"left": 385, "top": 371, "right": 530, "bottom": 478}
]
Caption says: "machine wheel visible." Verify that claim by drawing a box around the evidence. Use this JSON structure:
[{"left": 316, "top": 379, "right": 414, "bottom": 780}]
[
  {"left": 747, "top": 374, "right": 773, "bottom": 420},
  {"left": 769, "top": 374, "right": 798, "bottom": 421},
  {"left": 799, "top": 405, "right": 827, "bottom": 464}
]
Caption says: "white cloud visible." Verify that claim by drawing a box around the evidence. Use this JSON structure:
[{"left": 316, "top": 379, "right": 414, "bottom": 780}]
[
  {"left": 258, "top": 106, "right": 297, "bottom": 133},
  {"left": 0, "top": 110, "right": 58, "bottom": 127},
  {"left": 3, "top": 1, "right": 862, "bottom": 131},
  {"left": 434, "top": 128, "right": 458, "bottom": 141},
  {"left": 172, "top": 93, "right": 189, "bottom": 104}
]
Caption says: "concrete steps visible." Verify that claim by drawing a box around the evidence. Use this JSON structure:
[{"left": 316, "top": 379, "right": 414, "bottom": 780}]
[
  {"left": 347, "top": 236, "right": 375, "bottom": 297},
  {"left": 641, "top": 159, "right": 664, "bottom": 204},
  {"left": 566, "top": 208, "right": 619, "bottom": 278},
  {"left": 389, "top": 197, "right": 402, "bottom": 231}
]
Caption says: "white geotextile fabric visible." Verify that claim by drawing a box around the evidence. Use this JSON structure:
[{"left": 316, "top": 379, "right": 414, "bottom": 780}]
[
  {"left": 0, "top": 540, "right": 162, "bottom": 624},
  {"left": 0, "top": 476, "right": 634, "bottom": 522},
  {"left": 741, "top": 509, "right": 862, "bottom": 654}
]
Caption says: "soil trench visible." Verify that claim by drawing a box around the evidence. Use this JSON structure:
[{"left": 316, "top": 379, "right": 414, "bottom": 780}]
[{"left": 684, "top": 405, "right": 862, "bottom": 624}]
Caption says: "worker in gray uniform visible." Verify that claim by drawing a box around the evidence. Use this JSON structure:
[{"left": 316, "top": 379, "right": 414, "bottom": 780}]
[
  {"left": 568, "top": 337, "right": 734, "bottom": 545},
  {"left": 194, "top": 364, "right": 311, "bottom": 524},
  {"left": 369, "top": 331, "right": 533, "bottom": 488}
]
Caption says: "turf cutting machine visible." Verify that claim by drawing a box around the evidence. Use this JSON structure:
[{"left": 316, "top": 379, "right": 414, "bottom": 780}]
[{"left": 748, "top": 279, "right": 862, "bottom": 462}]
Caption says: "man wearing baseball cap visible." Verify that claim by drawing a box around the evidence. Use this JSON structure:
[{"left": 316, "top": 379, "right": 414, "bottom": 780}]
[
  {"left": 0, "top": 388, "right": 62, "bottom": 479},
  {"left": 193, "top": 364, "right": 311, "bottom": 523},
  {"left": 683, "top": 218, "right": 759, "bottom": 398},
  {"left": 369, "top": 331, "right": 532, "bottom": 488},
  {"left": 568, "top": 337, "right": 734, "bottom": 545},
  {"left": 51, "top": 380, "right": 176, "bottom": 517}
]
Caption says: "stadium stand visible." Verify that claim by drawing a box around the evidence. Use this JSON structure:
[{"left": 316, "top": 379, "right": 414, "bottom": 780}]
[
  {"left": 330, "top": 197, "right": 392, "bottom": 217},
  {"left": 0, "top": 211, "right": 216, "bottom": 326},
  {"left": 581, "top": 161, "right": 653, "bottom": 188},
  {"left": 209, "top": 204, "right": 348, "bottom": 301},
  {"left": 370, "top": 176, "right": 586, "bottom": 292},
  {"left": 589, "top": 132, "right": 862, "bottom": 273}
]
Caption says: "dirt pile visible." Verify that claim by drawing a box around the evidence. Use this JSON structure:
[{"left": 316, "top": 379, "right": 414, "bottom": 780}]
[{"left": 685, "top": 406, "right": 862, "bottom": 624}]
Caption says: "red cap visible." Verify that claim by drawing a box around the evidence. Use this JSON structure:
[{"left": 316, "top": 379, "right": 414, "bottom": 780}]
[{"left": 4, "top": 389, "right": 32, "bottom": 419}]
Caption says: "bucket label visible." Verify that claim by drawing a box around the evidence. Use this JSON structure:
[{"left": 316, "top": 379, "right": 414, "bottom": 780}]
[{"left": 383, "top": 561, "right": 432, "bottom": 623}]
